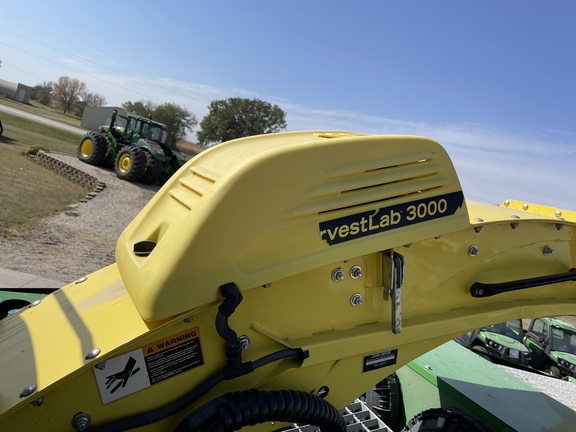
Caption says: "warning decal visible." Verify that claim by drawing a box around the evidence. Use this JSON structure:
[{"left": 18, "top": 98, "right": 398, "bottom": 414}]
[
  {"left": 362, "top": 348, "right": 398, "bottom": 373},
  {"left": 143, "top": 327, "right": 204, "bottom": 385},
  {"left": 93, "top": 327, "right": 204, "bottom": 404}
]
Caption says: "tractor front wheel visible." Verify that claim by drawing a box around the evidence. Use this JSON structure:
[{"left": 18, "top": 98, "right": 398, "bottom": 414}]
[
  {"left": 78, "top": 133, "right": 108, "bottom": 166},
  {"left": 115, "top": 147, "right": 147, "bottom": 182}
]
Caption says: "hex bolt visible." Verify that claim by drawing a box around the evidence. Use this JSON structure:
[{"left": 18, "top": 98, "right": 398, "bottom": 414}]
[
  {"left": 31, "top": 397, "right": 44, "bottom": 407},
  {"left": 350, "top": 265, "right": 363, "bottom": 279},
  {"left": 468, "top": 245, "right": 480, "bottom": 257},
  {"left": 331, "top": 268, "right": 345, "bottom": 282},
  {"left": 350, "top": 293, "right": 363, "bottom": 306},
  {"left": 238, "top": 335, "right": 251, "bottom": 350},
  {"left": 71, "top": 413, "right": 91, "bottom": 432},
  {"left": 94, "top": 361, "right": 107, "bottom": 370},
  {"left": 543, "top": 245, "right": 554, "bottom": 256},
  {"left": 184, "top": 315, "right": 194, "bottom": 323}
]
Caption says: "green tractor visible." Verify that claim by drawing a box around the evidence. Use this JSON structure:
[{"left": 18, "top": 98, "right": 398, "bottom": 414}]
[{"left": 77, "top": 110, "right": 186, "bottom": 184}]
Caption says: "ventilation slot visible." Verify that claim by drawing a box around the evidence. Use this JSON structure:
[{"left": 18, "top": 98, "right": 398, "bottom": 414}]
[{"left": 168, "top": 167, "right": 219, "bottom": 210}]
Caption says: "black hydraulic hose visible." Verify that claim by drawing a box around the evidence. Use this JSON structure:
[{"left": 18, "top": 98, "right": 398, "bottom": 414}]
[
  {"left": 90, "top": 371, "right": 226, "bottom": 432},
  {"left": 216, "top": 283, "right": 243, "bottom": 346},
  {"left": 174, "top": 389, "right": 347, "bottom": 432},
  {"left": 89, "top": 348, "right": 305, "bottom": 432}
]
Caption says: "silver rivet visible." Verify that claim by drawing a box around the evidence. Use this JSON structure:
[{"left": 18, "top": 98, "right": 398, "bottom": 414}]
[
  {"left": 184, "top": 316, "right": 194, "bottom": 323},
  {"left": 543, "top": 245, "right": 554, "bottom": 256},
  {"left": 468, "top": 245, "right": 480, "bottom": 257},
  {"left": 504, "top": 200, "right": 510, "bottom": 207},
  {"left": 350, "top": 293, "right": 363, "bottom": 306},
  {"left": 522, "top": 204, "right": 529, "bottom": 210},
  {"left": 555, "top": 210, "right": 562, "bottom": 218},
  {"left": 332, "top": 268, "right": 345, "bottom": 282},
  {"left": 350, "top": 266, "right": 363, "bottom": 279},
  {"left": 31, "top": 397, "right": 44, "bottom": 406},
  {"left": 85, "top": 348, "right": 101, "bottom": 360},
  {"left": 30, "top": 299, "right": 42, "bottom": 307},
  {"left": 262, "top": 283, "right": 271, "bottom": 288},
  {"left": 76, "top": 276, "right": 88, "bottom": 284},
  {"left": 474, "top": 218, "right": 484, "bottom": 222},
  {"left": 239, "top": 335, "right": 251, "bottom": 350},
  {"left": 20, "top": 384, "right": 37, "bottom": 397}
]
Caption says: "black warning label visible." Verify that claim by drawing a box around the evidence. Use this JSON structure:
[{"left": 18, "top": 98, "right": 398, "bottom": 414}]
[
  {"left": 143, "top": 327, "right": 204, "bottom": 385},
  {"left": 362, "top": 348, "right": 398, "bottom": 373}
]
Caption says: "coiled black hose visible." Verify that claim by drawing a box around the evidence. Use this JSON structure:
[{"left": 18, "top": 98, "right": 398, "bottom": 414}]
[{"left": 174, "top": 389, "right": 347, "bottom": 432}]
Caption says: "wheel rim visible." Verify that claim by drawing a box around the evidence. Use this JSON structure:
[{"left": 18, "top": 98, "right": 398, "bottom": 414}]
[
  {"left": 80, "top": 139, "right": 93, "bottom": 157},
  {"left": 119, "top": 153, "right": 132, "bottom": 173}
]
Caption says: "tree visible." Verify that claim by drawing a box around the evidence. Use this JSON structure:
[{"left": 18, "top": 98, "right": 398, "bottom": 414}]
[
  {"left": 152, "top": 103, "right": 197, "bottom": 146},
  {"left": 197, "top": 98, "right": 287, "bottom": 146},
  {"left": 31, "top": 81, "right": 54, "bottom": 106},
  {"left": 122, "top": 100, "right": 157, "bottom": 118},
  {"left": 52, "top": 76, "right": 87, "bottom": 114},
  {"left": 81, "top": 91, "right": 107, "bottom": 108}
]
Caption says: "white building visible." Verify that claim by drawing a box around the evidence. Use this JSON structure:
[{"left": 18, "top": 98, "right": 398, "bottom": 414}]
[{"left": 0, "top": 79, "right": 31, "bottom": 103}]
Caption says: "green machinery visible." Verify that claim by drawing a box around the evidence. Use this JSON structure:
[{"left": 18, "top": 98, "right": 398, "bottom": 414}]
[
  {"left": 77, "top": 110, "right": 186, "bottom": 184},
  {"left": 365, "top": 340, "right": 576, "bottom": 432},
  {"left": 525, "top": 317, "right": 576, "bottom": 378}
]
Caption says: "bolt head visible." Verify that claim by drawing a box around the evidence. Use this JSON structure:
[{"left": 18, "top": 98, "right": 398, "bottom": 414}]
[
  {"left": 332, "top": 268, "right": 345, "bottom": 282},
  {"left": 468, "top": 245, "right": 480, "bottom": 257},
  {"left": 350, "top": 293, "right": 363, "bottom": 306},
  {"left": 522, "top": 203, "right": 529, "bottom": 210},
  {"left": 350, "top": 266, "right": 363, "bottom": 279}
]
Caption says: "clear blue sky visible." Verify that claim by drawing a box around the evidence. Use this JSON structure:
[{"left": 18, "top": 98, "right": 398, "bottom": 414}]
[{"left": 1, "top": 0, "right": 575, "bottom": 209}]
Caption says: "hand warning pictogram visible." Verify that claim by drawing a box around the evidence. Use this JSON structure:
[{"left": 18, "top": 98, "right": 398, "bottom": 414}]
[{"left": 105, "top": 356, "right": 141, "bottom": 394}]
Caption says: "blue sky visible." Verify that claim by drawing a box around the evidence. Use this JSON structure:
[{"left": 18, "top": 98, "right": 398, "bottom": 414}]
[{"left": 0, "top": 0, "right": 575, "bottom": 209}]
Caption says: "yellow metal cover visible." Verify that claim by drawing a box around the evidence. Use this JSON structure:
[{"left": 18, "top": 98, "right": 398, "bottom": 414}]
[{"left": 116, "top": 132, "right": 470, "bottom": 321}]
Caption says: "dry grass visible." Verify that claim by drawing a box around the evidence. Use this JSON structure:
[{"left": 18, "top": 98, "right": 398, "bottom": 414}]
[{"left": 0, "top": 112, "right": 88, "bottom": 236}]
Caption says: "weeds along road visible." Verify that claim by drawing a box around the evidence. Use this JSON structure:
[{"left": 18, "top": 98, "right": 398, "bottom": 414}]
[{"left": 0, "top": 105, "right": 87, "bottom": 135}]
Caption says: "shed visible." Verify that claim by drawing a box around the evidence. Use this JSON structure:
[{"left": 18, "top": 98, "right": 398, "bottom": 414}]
[
  {"left": 80, "top": 106, "right": 129, "bottom": 131},
  {"left": 0, "top": 79, "right": 31, "bottom": 103}
]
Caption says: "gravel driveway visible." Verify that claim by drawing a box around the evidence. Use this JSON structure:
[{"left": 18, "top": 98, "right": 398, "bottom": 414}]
[{"left": 0, "top": 153, "right": 159, "bottom": 284}]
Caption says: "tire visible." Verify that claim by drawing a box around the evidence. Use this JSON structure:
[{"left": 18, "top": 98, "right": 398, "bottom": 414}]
[
  {"left": 361, "top": 373, "right": 402, "bottom": 430},
  {"left": 78, "top": 133, "right": 108, "bottom": 166},
  {"left": 402, "top": 408, "right": 493, "bottom": 432},
  {"left": 115, "top": 146, "right": 147, "bottom": 182},
  {"left": 472, "top": 346, "right": 493, "bottom": 363},
  {"left": 544, "top": 365, "right": 562, "bottom": 378},
  {"left": 141, "top": 151, "right": 163, "bottom": 185},
  {"left": 0, "top": 119, "right": 3, "bottom": 136}
]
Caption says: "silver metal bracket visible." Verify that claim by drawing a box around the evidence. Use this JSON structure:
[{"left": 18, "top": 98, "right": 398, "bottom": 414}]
[{"left": 383, "top": 249, "right": 405, "bottom": 334}]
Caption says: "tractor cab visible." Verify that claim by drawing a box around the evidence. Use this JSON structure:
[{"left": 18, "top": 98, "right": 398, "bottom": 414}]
[{"left": 124, "top": 114, "right": 166, "bottom": 145}]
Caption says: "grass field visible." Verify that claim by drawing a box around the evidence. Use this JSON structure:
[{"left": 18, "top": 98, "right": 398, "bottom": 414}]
[
  {"left": 0, "top": 96, "right": 82, "bottom": 128},
  {"left": 0, "top": 111, "right": 88, "bottom": 236}
]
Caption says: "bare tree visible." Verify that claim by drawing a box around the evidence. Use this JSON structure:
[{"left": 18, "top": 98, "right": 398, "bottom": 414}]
[
  {"left": 31, "top": 81, "right": 54, "bottom": 106},
  {"left": 81, "top": 90, "right": 107, "bottom": 107},
  {"left": 52, "top": 76, "right": 87, "bottom": 114}
]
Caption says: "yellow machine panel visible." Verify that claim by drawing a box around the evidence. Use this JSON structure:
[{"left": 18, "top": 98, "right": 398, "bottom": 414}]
[{"left": 0, "top": 132, "right": 574, "bottom": 431}]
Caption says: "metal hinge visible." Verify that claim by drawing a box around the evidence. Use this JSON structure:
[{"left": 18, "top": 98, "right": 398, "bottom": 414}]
[{"left": 383, "top": 249, "right": 405, "bottom": 334}]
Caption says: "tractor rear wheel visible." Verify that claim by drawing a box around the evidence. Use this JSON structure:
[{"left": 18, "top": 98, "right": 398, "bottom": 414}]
[
  {"left": 78, "top": 133, "right": 108, "bottom": 166},
  {"left": 402, "top": 408, "right": 493, "bottom": 432},
  {"left": 141, "top": 151, "right": 163, "bottom": 185},
  {"left": 115, "top": 147, "right": 147, "bottom": 182}
]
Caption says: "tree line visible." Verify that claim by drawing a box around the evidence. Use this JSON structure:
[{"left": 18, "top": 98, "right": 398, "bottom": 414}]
[
  {"left": 31, "top": 77, "right": 107, "bottom": 117},
  {"left": 31, "top": 76, "right": 287, "bottom": 147}
]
